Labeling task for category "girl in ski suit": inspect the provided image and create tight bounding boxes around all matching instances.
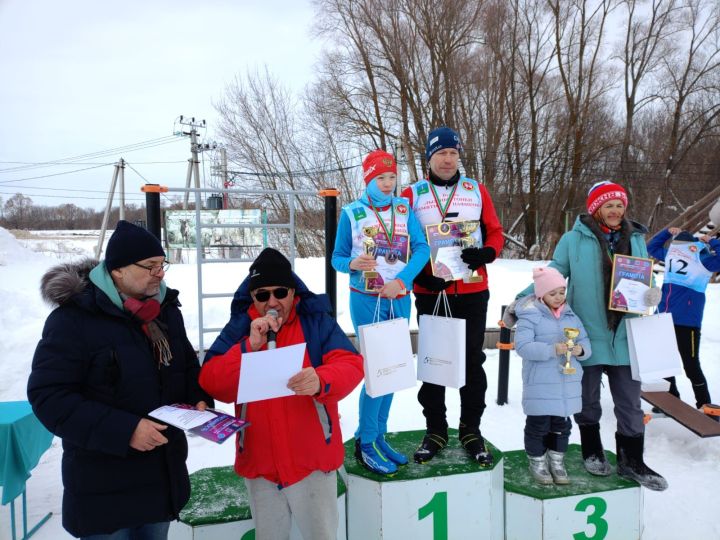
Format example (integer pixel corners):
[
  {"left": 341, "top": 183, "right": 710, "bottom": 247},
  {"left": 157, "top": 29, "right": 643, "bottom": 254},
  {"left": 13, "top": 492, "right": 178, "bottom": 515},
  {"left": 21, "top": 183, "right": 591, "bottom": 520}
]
[{"left": 332, "top": 149, "right": 429, "bottom": 475}]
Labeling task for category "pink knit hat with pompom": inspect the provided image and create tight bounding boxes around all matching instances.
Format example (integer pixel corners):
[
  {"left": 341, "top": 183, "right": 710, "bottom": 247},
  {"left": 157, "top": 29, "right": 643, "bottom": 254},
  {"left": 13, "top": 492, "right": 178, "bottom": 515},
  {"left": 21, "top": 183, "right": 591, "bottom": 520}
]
[{"left": 533, "top": 266, "right": 567, "bottom": 298}]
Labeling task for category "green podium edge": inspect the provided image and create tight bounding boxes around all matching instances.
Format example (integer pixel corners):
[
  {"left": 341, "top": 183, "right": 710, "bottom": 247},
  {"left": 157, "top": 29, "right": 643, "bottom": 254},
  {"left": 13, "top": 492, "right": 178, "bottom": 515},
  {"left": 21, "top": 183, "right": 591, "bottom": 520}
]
[
  {"left": 180, "top": 466, "right": 346, "bottom": 527},
  {"left": 503, "top": 444, "right": 638, "bottom": 500},
  {"left": 344, "top": 429, "right": 503, "bottom": 482}
]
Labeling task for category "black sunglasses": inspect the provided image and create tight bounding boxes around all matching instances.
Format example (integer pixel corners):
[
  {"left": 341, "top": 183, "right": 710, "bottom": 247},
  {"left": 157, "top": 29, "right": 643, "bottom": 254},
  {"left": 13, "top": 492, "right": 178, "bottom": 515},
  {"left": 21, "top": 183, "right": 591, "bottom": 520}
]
[{"left": 253, "top": 287, "right": 291, "bottom": 302}]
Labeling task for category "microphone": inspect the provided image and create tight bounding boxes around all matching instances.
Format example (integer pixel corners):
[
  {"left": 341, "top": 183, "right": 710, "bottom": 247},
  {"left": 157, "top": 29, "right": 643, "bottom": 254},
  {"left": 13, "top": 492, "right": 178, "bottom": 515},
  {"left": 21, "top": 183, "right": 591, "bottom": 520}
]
[{"left": 266, "top": 308, "right": 278, "bottom": 350}]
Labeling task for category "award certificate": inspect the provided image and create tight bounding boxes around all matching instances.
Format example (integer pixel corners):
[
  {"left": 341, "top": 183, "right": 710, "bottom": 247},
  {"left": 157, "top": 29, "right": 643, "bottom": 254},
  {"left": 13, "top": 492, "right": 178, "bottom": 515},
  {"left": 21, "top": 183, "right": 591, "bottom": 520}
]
[
  {"left": 365, "top": 233, "right": 409, "bottom": 291},
  {"left": 425, "top": 221, "right": 481, "bottom": 281},
  {"left": 608, "top": 254, "right": 653, "bottom": 314}
]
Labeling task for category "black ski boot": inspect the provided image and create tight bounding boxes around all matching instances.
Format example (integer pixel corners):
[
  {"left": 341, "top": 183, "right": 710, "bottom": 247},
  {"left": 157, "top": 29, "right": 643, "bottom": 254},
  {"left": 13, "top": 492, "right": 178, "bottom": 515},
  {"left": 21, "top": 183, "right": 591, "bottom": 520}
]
[
  {"left": 616, "top": 432, "right": 668, "bottom": 491},
  {"left": 413, "top": 431, "right": 448, "bottom": 464},
  {"left": 459, "top": 425, "right": 494, "bottom": 466},
  {"left": 578, "top": 423, "right": 611, "bottom": 476}
]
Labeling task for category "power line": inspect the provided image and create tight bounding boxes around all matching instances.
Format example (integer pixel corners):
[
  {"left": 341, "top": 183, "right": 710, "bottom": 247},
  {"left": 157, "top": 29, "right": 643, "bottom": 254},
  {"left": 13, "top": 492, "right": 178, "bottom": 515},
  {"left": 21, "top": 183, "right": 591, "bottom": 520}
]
[
  {"left": 0, "top": 190, "right": 146, "bottom": 202},
  {"left": 0, "top": 163, "right": 114, "bottom": 185},
  {"left": 227, "top": 163, "right": 359, "bottom": 179},
  {"left": 125, "top": 163, "right": 175, "bottom": 205},
  {"left": 0, "top": 136, "right": 184, "bottom": 174},
  {"left": 0, "top": 160, "right": 187, "bottom": 165}
]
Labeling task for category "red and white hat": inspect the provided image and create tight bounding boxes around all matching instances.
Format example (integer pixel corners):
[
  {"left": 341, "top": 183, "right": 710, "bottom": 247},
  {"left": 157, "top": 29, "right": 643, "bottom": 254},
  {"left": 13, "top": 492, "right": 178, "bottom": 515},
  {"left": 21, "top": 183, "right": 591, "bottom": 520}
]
[
  {"left": 586, "top": 181, "right": 628, "bottom": 215},
  {"left": 362, "top": 150, "right": 397, "bottom": 185}
]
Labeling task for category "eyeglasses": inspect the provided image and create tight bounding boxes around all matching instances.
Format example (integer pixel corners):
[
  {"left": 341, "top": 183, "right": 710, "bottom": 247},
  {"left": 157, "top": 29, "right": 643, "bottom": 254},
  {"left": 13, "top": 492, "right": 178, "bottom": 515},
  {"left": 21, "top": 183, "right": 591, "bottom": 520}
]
[
  {"left": 253, "top": 287, "right": 291, "bottom": 302},
  {"left": 133, "top": 261, "right": 170, "bottom": 276}
]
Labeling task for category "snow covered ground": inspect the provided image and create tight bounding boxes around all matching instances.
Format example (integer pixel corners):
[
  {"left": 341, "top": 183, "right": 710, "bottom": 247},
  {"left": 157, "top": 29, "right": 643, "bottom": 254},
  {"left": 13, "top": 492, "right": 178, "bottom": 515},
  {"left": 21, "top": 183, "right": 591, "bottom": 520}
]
[{"left": 1, "top": 228, "right": 719, "bottom": 539}]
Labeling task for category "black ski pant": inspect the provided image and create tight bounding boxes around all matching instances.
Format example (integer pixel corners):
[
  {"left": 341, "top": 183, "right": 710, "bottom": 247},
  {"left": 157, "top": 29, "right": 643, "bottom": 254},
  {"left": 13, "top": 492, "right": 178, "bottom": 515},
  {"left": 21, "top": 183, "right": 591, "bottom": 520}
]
[
  {"left": 415, "top": 290, "right": 489, "bottom": 435},
  {"left": 665, "top": 325, "right": 711, "bottom": 408},
  {"left": 524, "top": 415, "right": 572, "bottom": 456},
  {"left": 574, "top": 364, "right": 645, "bottom": 437}
]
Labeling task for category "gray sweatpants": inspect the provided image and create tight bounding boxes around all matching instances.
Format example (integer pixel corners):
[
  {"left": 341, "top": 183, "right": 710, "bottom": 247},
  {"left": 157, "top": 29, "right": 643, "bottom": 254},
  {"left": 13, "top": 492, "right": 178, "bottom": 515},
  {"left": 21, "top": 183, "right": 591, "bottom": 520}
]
[
  {"left": 245, "top": 470, "right": 338, "bottom": 540},
  {"left": 573, "top": 364, "right": 645, "bottom": 437}
]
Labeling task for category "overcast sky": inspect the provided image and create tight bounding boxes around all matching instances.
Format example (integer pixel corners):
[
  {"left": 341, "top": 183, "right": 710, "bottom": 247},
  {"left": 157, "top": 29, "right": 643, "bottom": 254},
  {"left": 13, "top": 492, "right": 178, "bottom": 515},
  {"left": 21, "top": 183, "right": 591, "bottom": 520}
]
[{"left": 0, "top": 0, "right": 320, "bottom": 210}]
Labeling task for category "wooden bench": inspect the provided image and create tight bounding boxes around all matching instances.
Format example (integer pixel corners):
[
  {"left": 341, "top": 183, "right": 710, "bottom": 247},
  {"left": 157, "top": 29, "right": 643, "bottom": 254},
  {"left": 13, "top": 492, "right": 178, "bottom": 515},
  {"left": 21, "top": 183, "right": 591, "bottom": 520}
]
[{"left": 641, "top": 391, "right": 720, "bottom": 438}]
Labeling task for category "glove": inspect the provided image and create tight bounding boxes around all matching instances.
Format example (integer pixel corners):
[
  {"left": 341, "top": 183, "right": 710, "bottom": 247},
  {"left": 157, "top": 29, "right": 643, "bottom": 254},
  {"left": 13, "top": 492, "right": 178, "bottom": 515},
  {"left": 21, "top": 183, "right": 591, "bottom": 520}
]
[
  {"left": 414, "top": 271, "right": 453, "bottom": 292},
  {"left": 501, "top": 298, "right": 519, "bottom": 328},
  {"left": 460, "top": 246, "right": 497, "bottom": 271},
  {"left": 644, "top": 287, "right": 662, "bottom": 307}
]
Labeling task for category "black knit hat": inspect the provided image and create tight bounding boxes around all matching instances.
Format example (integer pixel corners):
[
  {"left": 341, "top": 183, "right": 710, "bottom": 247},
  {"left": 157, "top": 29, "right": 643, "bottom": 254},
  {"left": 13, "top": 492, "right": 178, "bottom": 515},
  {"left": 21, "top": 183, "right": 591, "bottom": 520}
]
[
  {"left": 105, "top": 220, "right": 166, "bottom": 272},
  {"left": 248, "top": 248, "right": 296, "bottom": 290}
]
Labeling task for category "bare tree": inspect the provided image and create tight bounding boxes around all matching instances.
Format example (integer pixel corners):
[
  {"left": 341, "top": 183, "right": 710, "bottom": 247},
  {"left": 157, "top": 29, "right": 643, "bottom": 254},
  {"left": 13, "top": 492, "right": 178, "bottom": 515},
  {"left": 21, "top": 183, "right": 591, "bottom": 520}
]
[
  {"left": 215, "top": 68, "right": 359, "bottom": 256},
  {"left": 209, "top": 0, "right": 720, "bottom": 257},
  {"left": 3, "top": 193, "right": 34, "bottom": 230},
  {"left": 548, "top": 0, "right": 619, "bottom": 220},
  {"left": 616, "top": 0, "right": 680, "bottom": 185},
  {"left": 647, "top": 0, "right": 720, "bottom": 230}
]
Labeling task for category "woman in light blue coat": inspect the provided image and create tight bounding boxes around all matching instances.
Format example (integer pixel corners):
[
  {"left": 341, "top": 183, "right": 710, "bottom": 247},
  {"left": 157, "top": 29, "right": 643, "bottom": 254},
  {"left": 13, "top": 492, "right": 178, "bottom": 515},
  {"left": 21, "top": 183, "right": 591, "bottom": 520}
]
[
  {"left": 515, "top": 266, "right": 591, "bottom": 484},
  {"left": 510, "top": 181, "right": 667, "bottom": 491}
]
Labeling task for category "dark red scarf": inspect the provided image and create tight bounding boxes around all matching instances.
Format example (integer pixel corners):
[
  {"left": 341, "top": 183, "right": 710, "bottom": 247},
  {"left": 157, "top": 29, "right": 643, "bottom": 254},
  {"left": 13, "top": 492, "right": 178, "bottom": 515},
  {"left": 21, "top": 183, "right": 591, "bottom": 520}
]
[{"left": 123, "top": 297, "right": 172, "bottom": 368}]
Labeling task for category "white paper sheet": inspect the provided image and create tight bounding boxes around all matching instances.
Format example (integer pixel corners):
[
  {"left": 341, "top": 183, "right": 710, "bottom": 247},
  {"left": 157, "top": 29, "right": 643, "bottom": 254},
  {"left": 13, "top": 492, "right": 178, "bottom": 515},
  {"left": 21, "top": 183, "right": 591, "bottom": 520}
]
[
  {"left": 236, "top": 342, "right": 307, "bottom": 403},
  {"left": 435, "top": 245, "right": 467, "bottom": 280},
  {"left": 148, "top": 405, "right": 217, "bottom": 430},
  {"left": 615, "top": 278, "right": 651, "bottom": 313}
]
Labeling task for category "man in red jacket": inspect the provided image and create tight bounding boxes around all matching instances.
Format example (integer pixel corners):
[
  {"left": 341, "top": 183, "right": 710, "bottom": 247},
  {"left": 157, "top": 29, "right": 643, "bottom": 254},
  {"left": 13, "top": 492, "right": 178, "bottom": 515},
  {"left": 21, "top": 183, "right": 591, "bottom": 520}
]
[
  {"left": 402, "top": 127, "right": 504, "bottom": 465},
  {"left": 199, "top": 248, "right": 363, "bottom": 540}
]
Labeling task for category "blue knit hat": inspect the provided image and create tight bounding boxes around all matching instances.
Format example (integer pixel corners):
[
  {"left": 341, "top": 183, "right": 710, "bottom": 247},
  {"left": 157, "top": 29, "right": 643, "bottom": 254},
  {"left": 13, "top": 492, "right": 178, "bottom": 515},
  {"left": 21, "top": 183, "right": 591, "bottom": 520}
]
[
  {"left": 673, "top": 231, "right": 697, "bottom": 242},
  {"left": 105, "top": 220, "right": 166, "bottom": 272},
  {"left": 426, "top": 126, "right": 462, "bottom": 161}
]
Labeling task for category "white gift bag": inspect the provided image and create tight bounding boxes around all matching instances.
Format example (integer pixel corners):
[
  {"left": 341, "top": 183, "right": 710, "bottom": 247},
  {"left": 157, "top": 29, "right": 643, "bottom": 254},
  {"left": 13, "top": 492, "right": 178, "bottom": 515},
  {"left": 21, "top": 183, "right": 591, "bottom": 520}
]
[
  {"left": 626, "top": 313, "right": 683, "bottom": 382},
  {"left": 417, "top": 292, "right": 466, "bottom": 388},
  {"left": 357, "top": 299, "right": 416, "bottom": 398}
]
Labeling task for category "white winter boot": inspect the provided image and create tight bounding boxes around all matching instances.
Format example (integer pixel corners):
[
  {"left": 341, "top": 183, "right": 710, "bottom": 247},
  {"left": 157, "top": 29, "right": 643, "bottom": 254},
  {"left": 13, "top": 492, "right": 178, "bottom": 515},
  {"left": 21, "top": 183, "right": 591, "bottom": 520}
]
[
  {"left": 547, "top": 450, "right": 570, "bottom": 484},
  {"left": 527, "top": 452, "right": 553, "bottom": 485}
]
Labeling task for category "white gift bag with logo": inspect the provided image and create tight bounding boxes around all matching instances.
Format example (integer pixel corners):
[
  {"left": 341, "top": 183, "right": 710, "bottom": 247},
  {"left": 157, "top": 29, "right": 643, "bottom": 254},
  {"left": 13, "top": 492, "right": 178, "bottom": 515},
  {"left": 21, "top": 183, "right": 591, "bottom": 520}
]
[
  {"left": 357, "top": 299, "right": 416, "bottom": 398},
  {"left": 626, "top": 313, "right": 682, "bottom": 382},
  {"left": 417, "top": 292, "right": 466, "bottom": 388}
]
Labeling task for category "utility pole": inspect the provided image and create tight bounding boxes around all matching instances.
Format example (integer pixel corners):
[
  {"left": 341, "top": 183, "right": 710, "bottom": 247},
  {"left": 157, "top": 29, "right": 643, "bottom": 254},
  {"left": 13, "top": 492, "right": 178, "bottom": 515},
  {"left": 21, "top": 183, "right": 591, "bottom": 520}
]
[
  {"left": 95, "top": 159, "right": 126, "bottom": 259},
  {"left": 175, "top": 116, "right": 205, "bottom": 209},
  {"left": 118, "top": 158, "right": 125, "bottom": 220},
  {"left": 211, "top": 147, "right": 231, "bottom": 209}
]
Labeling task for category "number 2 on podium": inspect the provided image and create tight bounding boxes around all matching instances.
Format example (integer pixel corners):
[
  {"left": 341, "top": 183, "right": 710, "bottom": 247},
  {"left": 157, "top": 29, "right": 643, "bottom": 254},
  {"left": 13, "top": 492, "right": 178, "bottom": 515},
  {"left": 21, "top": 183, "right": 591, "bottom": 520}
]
[{"left": 418, "top": 491, "right": 448, "bottom": 540}]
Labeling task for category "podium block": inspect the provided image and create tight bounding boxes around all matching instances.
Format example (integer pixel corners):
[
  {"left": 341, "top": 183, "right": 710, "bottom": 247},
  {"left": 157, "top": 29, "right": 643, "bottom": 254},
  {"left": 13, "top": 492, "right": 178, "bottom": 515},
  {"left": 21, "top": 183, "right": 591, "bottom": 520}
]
[
  {"left": 170, "top": 466, "right": 347, "bottom": 540},
  {"left": 345, "top": 430, "right": 504, "bottom": 540},
  {"left": 504, "top": 445, "right": 643, "bottom": 540}
]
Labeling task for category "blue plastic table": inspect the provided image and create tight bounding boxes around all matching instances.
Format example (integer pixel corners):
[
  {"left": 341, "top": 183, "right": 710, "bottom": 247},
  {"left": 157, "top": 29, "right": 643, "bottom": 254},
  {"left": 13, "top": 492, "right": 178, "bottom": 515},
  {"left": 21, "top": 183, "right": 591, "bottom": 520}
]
[{"left": 0, "top": 401, "right": 54, "bottom": 540}]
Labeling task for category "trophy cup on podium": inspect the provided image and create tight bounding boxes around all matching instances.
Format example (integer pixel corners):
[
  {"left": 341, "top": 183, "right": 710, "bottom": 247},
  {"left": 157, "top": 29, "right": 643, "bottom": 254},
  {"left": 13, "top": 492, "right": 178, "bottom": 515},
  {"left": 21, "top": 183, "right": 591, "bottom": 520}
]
[
  {"left": 561, "top": 327, "right": 579, "bottom": 374},
  {"left": 362, "top": 225, "right": 379, "bottom": 279},
  {"left": 458, "top": 220, "right": 483, "bottom": 283}
]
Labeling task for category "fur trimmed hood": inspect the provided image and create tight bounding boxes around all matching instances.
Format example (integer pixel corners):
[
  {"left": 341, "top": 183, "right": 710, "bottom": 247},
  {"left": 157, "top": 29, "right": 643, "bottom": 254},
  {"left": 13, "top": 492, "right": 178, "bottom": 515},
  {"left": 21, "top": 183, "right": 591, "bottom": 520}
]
[{"left": 40, "top": 257, "right": 99, "bottom": 307}]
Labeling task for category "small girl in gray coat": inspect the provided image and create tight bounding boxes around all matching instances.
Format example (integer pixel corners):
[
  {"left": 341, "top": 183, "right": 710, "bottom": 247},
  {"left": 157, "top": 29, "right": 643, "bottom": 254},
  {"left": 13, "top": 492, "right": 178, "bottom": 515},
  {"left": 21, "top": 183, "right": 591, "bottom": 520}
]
[{"left": 515, "top": 266, "right": 592, "bottom": 485}]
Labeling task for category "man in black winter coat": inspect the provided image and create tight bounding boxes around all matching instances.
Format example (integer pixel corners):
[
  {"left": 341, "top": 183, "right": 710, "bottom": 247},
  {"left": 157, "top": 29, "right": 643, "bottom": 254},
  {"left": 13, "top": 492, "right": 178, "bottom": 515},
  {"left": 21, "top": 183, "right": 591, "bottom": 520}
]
[{"left": 27, "top": 221, "right": 212, "bottom": 540}]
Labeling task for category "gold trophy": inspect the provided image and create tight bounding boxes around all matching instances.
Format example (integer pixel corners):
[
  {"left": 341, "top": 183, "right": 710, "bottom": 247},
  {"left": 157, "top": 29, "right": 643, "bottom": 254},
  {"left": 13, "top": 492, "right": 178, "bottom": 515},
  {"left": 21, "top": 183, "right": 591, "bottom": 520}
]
[
  {"left": 458, "top": 220, "right": 483, "bottom": 283},
  {"left": 361, "top": 225, "right": 379, "bottom": 279},
  {"left": 561, "top": 327, "right": 579, "bottom": 375}
]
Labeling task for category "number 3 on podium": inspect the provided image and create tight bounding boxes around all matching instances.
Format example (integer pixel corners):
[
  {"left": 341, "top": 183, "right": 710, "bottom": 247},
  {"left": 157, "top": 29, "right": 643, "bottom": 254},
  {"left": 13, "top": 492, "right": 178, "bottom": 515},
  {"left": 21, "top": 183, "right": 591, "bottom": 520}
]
[{"left": 574, "top": 496, "right": 608, "bottom": 540}]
